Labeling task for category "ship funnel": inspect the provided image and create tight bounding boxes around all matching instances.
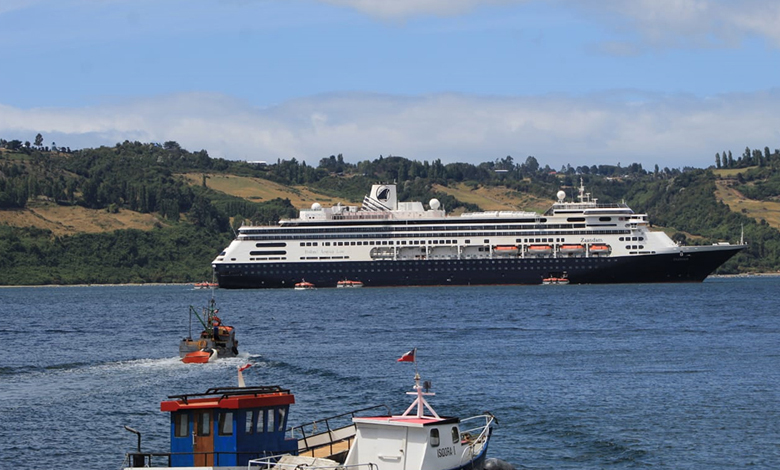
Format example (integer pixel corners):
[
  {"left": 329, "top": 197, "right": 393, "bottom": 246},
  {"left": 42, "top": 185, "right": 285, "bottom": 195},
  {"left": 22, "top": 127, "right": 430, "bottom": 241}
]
[{"left": 362, "top": 184, "right": 397, "bottom": 211}]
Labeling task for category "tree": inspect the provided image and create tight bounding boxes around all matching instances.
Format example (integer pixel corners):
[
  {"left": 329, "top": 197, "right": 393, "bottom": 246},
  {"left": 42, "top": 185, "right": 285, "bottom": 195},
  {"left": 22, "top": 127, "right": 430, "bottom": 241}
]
[
  {"left": 34, "top": 133, "right": 43, "bottom": 148},
  {"left": 715, "top": 153, "right": 721, "bottom": 169},
  {"left": 524, "top": 156, "right": 539, "bottom": 174}
]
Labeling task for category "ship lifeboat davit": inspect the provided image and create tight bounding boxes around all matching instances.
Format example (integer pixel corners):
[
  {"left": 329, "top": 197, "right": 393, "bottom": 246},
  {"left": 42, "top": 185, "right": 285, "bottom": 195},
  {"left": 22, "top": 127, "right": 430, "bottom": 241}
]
[{"left": 182, "top": 348, "right": 218, "bottom": 364}]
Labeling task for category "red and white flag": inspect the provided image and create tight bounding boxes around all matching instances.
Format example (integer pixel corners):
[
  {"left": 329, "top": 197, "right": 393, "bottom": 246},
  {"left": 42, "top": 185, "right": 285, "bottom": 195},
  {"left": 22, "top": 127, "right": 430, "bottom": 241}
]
[{"left": 397, "top": 348, "right": 416, "bottom": 363}]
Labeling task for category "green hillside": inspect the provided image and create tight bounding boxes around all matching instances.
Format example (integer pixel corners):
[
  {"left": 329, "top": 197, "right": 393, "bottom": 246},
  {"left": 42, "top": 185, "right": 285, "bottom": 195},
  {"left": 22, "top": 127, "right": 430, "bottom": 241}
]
[{"left": 1, "top": 139, "right": 780, "bottom": 285}]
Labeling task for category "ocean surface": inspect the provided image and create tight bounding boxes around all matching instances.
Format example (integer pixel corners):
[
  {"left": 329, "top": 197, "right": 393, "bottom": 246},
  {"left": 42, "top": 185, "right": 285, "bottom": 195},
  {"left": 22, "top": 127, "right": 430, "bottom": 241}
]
[{"left": 1, "top": 277, "right": 779, "bottom": 469}]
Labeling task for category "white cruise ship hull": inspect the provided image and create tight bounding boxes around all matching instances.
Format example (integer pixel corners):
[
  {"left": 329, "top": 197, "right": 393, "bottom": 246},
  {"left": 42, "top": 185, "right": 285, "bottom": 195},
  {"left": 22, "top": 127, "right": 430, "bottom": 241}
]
[
  {"left": 213, "top": 245, "right": 742, "bottom": 288},
  {"left": 212, "top": 182, "right": 744, "bottom": 288}
]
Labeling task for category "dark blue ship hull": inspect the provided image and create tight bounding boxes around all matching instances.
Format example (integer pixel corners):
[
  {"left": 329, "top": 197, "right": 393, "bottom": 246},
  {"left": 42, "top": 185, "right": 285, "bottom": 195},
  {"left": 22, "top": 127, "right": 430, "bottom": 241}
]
[{"left": 214, "top": 246, "right": 742, "bottom": 288}]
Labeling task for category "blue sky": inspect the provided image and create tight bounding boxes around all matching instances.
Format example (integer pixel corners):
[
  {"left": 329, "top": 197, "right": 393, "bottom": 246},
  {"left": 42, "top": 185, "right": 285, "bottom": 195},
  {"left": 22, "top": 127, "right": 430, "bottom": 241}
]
[{"left": 1, "top": 0, "right": 779, "bottom": 170}]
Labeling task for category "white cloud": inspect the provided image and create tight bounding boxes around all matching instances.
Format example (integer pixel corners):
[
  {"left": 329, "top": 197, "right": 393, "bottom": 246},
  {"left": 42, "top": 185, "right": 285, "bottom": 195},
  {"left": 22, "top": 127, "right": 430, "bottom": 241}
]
[
  {"left": 317, "top": 0, "right": 516, "bottom": 19},
  {"left": 318, "top": 0, "right": 780, "bottom": 48},
  {"left": 2, "top": 90, "right": 779, "bottom": 170}
]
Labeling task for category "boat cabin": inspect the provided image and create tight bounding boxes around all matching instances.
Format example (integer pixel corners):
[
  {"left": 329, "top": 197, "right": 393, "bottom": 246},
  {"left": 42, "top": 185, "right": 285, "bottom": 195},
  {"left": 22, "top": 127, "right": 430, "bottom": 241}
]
[
  {"left": 128, "top": 386, "right": 298, "bottom": 468},
  {"left": 340, "top": 374, "right": 491, "bottom": 470}
]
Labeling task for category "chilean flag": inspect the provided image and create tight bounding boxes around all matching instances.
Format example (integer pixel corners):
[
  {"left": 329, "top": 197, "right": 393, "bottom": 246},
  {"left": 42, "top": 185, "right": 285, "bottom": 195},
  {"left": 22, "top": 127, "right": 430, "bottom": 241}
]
[{"left": 397, "top": 348, "right": 416, "bottom": 362}]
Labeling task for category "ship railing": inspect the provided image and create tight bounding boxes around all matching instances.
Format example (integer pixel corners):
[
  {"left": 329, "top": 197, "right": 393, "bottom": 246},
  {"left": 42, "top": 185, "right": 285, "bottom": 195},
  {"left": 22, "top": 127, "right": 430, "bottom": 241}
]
[
  {"left": 249, "top": 455, "right": 379, "bottom": 470},
  {"left": 459, "top": 413, "right": 496, "bottom": 455},
  {"left": 291, "top": 405, "right": 391, "bottom": 457},
  {"left": 124, "top": 450, "right": 280, "bottom": 468}
]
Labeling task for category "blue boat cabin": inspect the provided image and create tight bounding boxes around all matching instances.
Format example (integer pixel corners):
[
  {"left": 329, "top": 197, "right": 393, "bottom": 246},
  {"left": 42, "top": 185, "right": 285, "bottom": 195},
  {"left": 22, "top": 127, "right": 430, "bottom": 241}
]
[{"left": 160, "top": 386, "right": 298, "bottom": 467}]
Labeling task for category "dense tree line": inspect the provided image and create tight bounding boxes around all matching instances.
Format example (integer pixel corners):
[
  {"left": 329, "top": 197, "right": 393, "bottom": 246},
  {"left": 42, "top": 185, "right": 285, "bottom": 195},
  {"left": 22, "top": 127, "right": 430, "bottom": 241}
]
[{"left": 2, "top": 134, "right": 780, "bottom": 284}]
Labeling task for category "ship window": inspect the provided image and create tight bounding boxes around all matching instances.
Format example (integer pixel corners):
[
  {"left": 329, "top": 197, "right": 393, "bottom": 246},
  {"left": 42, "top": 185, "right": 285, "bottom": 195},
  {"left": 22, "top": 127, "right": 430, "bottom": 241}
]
[
  {"left": 300, "top": 242, "right": 305, "bottom": 246},
  {"left": 452, "top": 427, "right": 460, "bottom": 443},
  {"left": 197, "top": 412, "right": 211, "bottom": 436},
  {"left": 430, "top": 429, "right": 440, "bottom": 447},
  {"left": 277, "top": 408, "right": 287, "bottom": 431},
  {"left": 599, "top": 217, "right": 612, "bottom": 222},
  {"left": 174, "top": 413, "right": 189, "bottom": 438},
  {"left": 267, "top": 408, "right": 275, "bottom": 432},
  {"left": 246, "top": 410, "right": 255, "bottom": 434},
  {"left": 218, "top": 412, "right": 233, "bottom": 436},
  {"left": 256, "top": 410, "right": 265, "bottom": 433}
]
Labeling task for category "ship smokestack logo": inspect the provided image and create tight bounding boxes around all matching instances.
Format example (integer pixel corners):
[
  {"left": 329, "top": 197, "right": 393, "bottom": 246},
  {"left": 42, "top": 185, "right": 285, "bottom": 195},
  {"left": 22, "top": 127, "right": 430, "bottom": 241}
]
[{"left": 377, "top": 186, "right": 391, "bottom": 202}]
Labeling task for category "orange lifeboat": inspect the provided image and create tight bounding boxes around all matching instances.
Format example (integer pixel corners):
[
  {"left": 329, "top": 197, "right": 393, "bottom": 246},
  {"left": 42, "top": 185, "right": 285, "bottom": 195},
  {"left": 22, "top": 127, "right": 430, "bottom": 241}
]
[
  {"left": 589, "top": 244, "right": 611, "bottom": 254},
  {"left": 337, "top": 280, "right": 363, "bottom": 288},
  {"left": 294, "top": 280, "right": 315, "bottom": 290},
  {"left": 559, "top": 244, "right": 585, "bottom": 254},
  {"left": 527, "top": 245, "right": 553, "bottom": 255},
  {"left": 194, "top": 282, "right": 218, "bottom": 289},
  {"left": 494, "top": 246, "right": 519, "bottom": 256},
  {"left": 181, "top": 348, "right": 217, "bottom": 363}
]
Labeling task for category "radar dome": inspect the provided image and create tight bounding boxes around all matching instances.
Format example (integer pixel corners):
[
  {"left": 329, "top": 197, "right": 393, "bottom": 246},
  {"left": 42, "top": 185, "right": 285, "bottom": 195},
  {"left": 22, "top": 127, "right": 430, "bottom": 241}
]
[
  {"left": 429, "top": 198, "right": 441, "bottom": 210},
  {"left": 556, "top": 190, "right": 566, "bottom": 201},
  {"left": 311, "top": 202, "right": 322, "bottom": 210}
]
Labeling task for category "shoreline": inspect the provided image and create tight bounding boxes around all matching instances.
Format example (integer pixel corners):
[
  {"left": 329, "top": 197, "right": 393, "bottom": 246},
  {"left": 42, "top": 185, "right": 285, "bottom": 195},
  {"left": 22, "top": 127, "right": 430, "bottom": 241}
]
[
  {"left": 2, "top": 273, "right": 779, "bottom": 288},
  {"left": 0, "top": 282, "right": 194, "bottom": 288}
]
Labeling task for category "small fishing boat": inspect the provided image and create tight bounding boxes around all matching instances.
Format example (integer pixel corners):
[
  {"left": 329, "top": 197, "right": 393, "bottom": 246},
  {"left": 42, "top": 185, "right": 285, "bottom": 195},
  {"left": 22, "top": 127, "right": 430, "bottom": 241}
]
[
  {"left": 123, "top": 356, "right": 500, "bottom": 470},
  {"left": 336, "top": 280, "right": 363, "bottom": 288},
  {"left": 179, "top": 296, "right": 238, "bottom": 363},
  {"left": 193, "top": 282, "right": 218, "bottom": 289},
  {"left": 542, "top": 273, "right": 569, "bottom": 285},
  {"left": 294, "top": 280, "right": 315, "bottom": 290}
]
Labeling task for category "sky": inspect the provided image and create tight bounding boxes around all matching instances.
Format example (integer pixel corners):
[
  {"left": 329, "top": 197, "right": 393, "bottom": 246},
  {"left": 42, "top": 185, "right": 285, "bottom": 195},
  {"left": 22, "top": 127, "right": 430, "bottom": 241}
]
[{"left": 1, "top": 0, "right": 779, "bottom": 170}]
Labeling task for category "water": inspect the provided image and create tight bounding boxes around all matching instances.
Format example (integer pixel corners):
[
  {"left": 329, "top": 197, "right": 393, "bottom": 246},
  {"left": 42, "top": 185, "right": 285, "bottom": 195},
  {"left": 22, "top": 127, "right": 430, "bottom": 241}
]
[{"left": 1, "top": 278, "right": 779, "bottom": 469}]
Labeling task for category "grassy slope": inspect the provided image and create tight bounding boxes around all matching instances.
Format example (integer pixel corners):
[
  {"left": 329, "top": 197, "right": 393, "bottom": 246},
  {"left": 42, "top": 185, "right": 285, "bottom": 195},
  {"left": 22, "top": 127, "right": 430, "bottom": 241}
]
[
  {"left": 179, "top": 173, "right": 362, "bottom": 207},
  {"left": 2, "top": 170, "right": 778, "bottom": 237},
  {"left": 433, "top": 183, "right": 551, "bottom": 213},
  {"left": 712, "top": 166, "right": 780, "bottom": 230},
  {"left": 0, "top": 201, "right": 167, "bottom": 235}
]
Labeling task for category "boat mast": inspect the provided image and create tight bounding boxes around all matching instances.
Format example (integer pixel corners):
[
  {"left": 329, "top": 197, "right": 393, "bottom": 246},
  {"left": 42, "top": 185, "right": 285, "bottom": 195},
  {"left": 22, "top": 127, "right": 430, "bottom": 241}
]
[{"left": 402, "top": 372, "right": 440, "bottom": 419}]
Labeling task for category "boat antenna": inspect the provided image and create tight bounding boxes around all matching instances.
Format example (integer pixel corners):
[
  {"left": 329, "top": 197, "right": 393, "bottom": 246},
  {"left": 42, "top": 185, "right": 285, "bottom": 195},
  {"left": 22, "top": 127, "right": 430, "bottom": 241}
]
[{"left": 187, "top": 304, "right": 193, "bottom": 340}]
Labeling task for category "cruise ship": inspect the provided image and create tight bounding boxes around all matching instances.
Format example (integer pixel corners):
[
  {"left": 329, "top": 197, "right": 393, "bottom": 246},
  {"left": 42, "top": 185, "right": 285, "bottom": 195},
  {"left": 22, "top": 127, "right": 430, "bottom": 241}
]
[{"left": 212, "top": 182, "right": 744, "bottom": 288}]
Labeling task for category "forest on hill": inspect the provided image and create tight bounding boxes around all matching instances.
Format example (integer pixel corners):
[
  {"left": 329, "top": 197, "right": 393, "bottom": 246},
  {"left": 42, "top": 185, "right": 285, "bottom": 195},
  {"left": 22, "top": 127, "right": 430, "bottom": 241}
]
[{"left": 1, "top": 135, "right": 780, "bottom": 285}]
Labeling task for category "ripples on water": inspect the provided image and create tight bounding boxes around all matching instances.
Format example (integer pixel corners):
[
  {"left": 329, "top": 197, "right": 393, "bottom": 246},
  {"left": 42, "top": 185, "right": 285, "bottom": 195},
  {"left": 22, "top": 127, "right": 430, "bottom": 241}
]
[{"left": 1, "top": 277, "right": 779, "bottom": 469}]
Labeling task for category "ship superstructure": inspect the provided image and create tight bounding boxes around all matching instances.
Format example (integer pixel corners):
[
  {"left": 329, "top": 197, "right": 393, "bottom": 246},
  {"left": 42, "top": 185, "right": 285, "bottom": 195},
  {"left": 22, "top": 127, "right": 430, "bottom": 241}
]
[{"left": 212, "top": 181, "right": 743, "bottom": 288}]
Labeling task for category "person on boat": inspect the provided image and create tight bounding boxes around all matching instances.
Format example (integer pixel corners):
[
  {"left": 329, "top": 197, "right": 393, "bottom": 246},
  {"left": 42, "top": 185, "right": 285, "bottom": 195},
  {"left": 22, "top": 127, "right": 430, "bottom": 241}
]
[{"left": 212, "top": 317, "right": 221, "bottom": 340}]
